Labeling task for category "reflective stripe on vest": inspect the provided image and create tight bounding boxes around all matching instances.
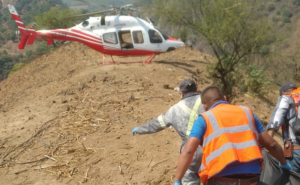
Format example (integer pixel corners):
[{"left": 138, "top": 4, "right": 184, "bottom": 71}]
[
  {"left": 202, "top": 106, "right": 258, "bottom": 148},
  {"left": 199, "top": 104, "right": 262, "bottom": 183},
  {"left": 158, "top": 115, "right": 166, "bottom": 128},
  {"left": 186, "top": 97, "right": 202, "bottom": 137},
  {"left": 177, "top": 97, "right": 202, "bottom": 137},
  {"left": 178, "top": 101, "right": 192, "bottom": 115}
]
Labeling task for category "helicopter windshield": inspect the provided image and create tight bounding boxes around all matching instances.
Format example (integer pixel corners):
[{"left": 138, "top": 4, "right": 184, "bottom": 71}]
[{"left": 155, "top": 28, "right": 169, "bottom": 40}]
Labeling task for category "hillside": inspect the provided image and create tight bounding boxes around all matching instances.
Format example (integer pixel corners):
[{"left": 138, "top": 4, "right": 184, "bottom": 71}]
[{"left": 0, "top": 43, "right": 282, "bottom": 184}]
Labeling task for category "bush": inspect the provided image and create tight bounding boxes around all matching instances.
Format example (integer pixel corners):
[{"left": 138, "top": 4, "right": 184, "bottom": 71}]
[
  {"left": 283, "top": 16, "right": 291, "bottom": 23},
  {"left": 267, "top": 2, "right": 276, "bottom": 12},
  {"left": 276, "top": 10, "right": 281, "bottom": 15},
  {"left": 272, "top": 16, "right": 279, "bottom": 22},
  {"left": 246, "top": 65, "right": 270, "bottom": 96},
  {"left": 36, "top": 44, "right": 51, "bottom": 55},
  {"left": 259, "top": 46, "right": 270, "bottom": 56},
  {"left": 9, "top": 63, "right": 25, "bottom": 76},
  {"left": 293, "top": 0, "right": 300, "bottom": 5},
  {"left": 281, "top": 8, "right": 293, "bottom": 18}
]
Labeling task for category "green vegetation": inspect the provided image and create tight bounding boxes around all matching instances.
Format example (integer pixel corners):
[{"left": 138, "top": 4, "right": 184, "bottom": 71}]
[
  {"left": 0, "top": 0, "right": 66, "bottom": 81},
  {"left": 62, "top": 0, "right": 133, "bottom": 11},
  {"left": 150, "top": 0, "right": 274, "bottom": 101},
  {"left": 35, "top": 7, "right": 79, "bottom": 30},
  {"left": 9, "top": 63, "right": 26, "bottom": 76}
]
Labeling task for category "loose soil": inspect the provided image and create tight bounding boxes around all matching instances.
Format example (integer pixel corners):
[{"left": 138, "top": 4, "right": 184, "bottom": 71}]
[{"left": 0, "top": 43, "right": 282, "bottom": 185}]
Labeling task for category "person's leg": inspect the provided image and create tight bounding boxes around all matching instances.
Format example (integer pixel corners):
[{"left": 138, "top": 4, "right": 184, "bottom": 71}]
[
  {"left": 182, "top": 146, "right": 202, "bottom": 184},
  {"left": 182, "top": 178, "right": 200, "bottom": 185},
  {"left": 286, "top": 149, "right": 300, "bottom": 173}
]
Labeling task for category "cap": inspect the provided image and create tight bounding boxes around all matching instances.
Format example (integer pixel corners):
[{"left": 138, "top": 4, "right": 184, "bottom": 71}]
[
  {"left": 179, "top": 79, "right": 197, "bottom": 93},
  {"left": 279, "top": 82, "right": 297, "bottom": 95}
]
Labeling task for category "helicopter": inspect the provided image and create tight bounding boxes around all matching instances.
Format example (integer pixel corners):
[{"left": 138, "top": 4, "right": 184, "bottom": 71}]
[{"left": 7, "top": 4, "right": 184, "bottom": 64}]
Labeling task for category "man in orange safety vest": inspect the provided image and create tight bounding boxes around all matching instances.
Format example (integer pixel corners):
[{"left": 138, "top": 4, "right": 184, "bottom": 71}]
[{"left": 173, "top": 85, "right": 291, "bottom": 185}]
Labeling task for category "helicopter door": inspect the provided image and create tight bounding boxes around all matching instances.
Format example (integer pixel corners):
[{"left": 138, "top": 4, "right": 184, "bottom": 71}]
[
  {"left": 118, "top": 30, "right": 134, "bottom": 50},
  {"left": 148, "top": 29, "right": 163, "bottom": 51}
]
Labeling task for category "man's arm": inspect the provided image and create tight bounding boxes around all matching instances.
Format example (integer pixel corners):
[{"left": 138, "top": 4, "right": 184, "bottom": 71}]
[
  {"left": 174, "top": 137, "right": 201, "bottom": 181},
  {"left": 266, "top": 96, "right": 291, "bottom": 136},
  {"left": 267, "top": 129, "right": 275, "bottom": 137},
  {"left": 259, "top": 131, "right": 287, "bottom": 165},
  {"left": 135, "top": 107, "right": 174, "bottom": 134}
]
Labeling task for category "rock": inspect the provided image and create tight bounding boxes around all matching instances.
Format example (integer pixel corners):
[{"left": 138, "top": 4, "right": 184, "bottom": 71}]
[
  {"left": 65, "top": 105, "right": 70, "bottom": 111},
  {"left": 88, "top": 75, "right": 96, "bottom": 83},
  {"left": 196, "top": 69, "right": 203, "bottom": 75},
  {"left": 128, "top": 94, "right": 135, "bottom": 102},
  {"left": 163, "top": 84, "right": 171, "bottom": 89},
  {"left": 62, "top": 100, "right": 68, "bottom": 104},
  {"left": 142, "top": 82, "right": 153, "bottom": 88},
  {"left": 53, "top": 100, "right": 56, "bottom": 103},
  {"left": 78, "top": 83, "right": 88, "bottom": 91},
  {"left": 116, "top": 136, "right": 121, "bottom": 139},
  {"left": 66, "top": 90, "right": 74, "bottom": 95}
]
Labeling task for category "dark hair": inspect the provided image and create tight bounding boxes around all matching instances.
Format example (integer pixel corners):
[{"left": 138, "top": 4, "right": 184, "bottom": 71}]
[{"left": 201, "top": 86, "right": 224, "bottom": 104}]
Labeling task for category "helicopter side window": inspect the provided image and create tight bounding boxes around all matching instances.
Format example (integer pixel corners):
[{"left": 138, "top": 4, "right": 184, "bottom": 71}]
[
  {"left": 148, "top": 29, "right": 163, "bottom": 43},
  {"left": 118, "top": 30, "right": 134, "bottom": 49},
  {"left": 82, "top": 21, "right": 89, "bottom": 27},
  {"left": 132, "top": 31, "right": 144, "bottom": 44},
  {"left": 103, "top": 32, "right": 118, "bottom": 44}
]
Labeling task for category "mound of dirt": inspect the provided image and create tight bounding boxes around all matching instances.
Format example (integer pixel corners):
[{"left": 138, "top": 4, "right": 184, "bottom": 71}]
[{"left": 0, "top": 43, "right": 281, "bottom": 185}]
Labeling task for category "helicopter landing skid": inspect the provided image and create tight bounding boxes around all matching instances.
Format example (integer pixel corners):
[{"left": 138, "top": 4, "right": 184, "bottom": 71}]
[{"left": 98, "top": 54, "right": 155, "bottom": 65}]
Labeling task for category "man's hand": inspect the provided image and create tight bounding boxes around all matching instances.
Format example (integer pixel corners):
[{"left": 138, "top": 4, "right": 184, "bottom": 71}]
[
  {"left": 174, "top": 181, "right": 182, "bottom": 185},
  {"left": 279, "top": 162, "right": 292, "bottom": 171},
  {"left": 132, "top": 127, "right": 137, "bottom": 136}
]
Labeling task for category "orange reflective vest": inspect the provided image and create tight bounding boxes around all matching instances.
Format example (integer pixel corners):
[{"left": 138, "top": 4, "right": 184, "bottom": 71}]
[
  {"left": 290, "top": 87, "right": 300, "bottom": 112},
  {"left": 198, "top": 104, "right": 263, "bottom": 183}
]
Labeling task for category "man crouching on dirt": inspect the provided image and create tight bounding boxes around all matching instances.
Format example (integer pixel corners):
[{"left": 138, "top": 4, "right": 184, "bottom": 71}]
[{"left": 132, "top": 79, "right": 204, "bottom": 185}]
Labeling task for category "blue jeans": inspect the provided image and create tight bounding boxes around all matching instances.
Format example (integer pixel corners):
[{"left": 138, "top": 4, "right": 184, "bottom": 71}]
[{"left": 287, "top": 149, "right": 300, "bottom": 173}]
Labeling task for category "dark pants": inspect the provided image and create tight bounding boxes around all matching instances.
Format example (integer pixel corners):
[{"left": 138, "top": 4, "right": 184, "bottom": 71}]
[
  {"left": 205, "top": 181, "right": 257, "bottom": 185},
  {"left": 205, "top": 176, "right": 259, "bottom": 185}
]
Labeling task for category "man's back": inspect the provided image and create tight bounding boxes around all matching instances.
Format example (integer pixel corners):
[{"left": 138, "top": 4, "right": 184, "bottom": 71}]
[
  {"left": 135, "top": 93, "right": 204, "bottom": 145},
  {"left": 133, "top": 92, "right": 204, "bottom": 184}
]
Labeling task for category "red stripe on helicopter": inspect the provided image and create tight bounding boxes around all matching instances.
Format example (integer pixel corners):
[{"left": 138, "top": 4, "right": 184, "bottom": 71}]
[
  {"left": 61, "top": 29, "right": 102, "bottom": 43},
  {"left": 71, "top": 29, "right": 102, "bottom": 41},
  {"left": 36, "top": 31, "right": 103, "bottom": 46},
  {"left": 167, "top": 37, "right": 181, "bottom": 42},
  {"left": 16, "top": 23, "right": 25, "bottom": 28},
  {"left": 11, "top": 14, "right": 22, "bottom": 22},
  {"left": 64, "top": 32, "right": 102, "bottom": 44},
  {"left": 43, "top": 29, "right": 102, "bottom": 44}
]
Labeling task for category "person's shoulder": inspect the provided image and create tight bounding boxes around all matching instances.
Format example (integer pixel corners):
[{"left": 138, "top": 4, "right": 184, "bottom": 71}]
[{"left": 281, "top": 95, "right": 294, "bottom": 103}]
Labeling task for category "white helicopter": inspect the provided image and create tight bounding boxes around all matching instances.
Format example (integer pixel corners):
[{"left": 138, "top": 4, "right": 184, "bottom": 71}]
[{"left": 8, "top": 3, "right": 184, "bottom": 64}]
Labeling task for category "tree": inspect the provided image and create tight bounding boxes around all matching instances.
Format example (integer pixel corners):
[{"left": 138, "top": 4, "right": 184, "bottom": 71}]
[
  {"left": 34, "top": 7, "right": 79, "bottom": 30},
  {"left": 152, "top": 0, "right": 274, "bottom": 101}
]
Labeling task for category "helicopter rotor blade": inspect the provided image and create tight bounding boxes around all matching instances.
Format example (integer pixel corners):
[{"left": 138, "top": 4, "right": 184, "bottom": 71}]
[
  {"left": 73, "top": 0, "right": 112, "bottom": 8},
  {"left": 64, "top": 9, "right": 115, "bottom": 18}
]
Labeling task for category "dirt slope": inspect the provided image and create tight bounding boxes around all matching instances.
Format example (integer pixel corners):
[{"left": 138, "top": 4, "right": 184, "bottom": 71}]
[{"left": 0, "top": 43, "right": 280, "bottom": 185}]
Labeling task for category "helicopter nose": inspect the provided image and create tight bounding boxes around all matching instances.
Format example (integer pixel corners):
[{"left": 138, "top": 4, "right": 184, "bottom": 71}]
[{"left": 166, "top": 37, "right": 185, "bottom": 52}]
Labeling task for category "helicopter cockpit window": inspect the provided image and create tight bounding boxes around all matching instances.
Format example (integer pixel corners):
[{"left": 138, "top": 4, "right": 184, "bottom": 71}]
[
  {"left": 103, "top": 32, "right": 118, "bottom": 44},
  {"left": 132, "top": 31, "right": 144, "bottom": 44},
  {"left": 82, "top": 20, "right": 89, "bottom": 27},
  {"left": 148, "top": 29, "right": 163, "bottom": 43},
  {"left": 155, "top": 28, "right": 169, "bottom": 40}
]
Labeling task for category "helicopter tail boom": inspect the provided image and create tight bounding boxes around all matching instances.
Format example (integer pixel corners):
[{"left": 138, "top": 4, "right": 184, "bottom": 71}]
[{"left": 7, "top": 4, "right": 36, "bottom": 49}]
